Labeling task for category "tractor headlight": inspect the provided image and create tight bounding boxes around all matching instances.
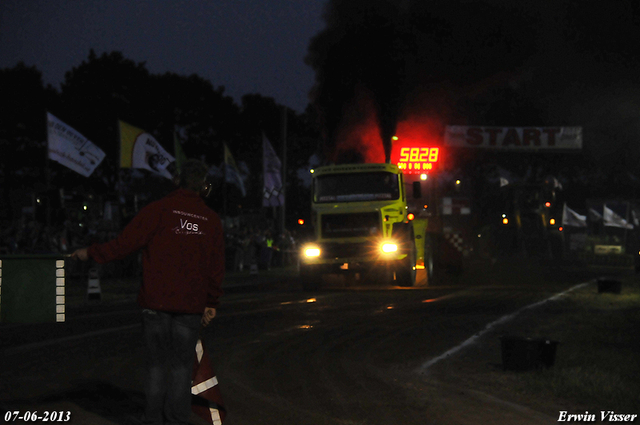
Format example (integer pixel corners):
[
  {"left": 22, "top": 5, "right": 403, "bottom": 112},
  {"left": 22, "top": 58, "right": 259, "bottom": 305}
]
[
  {"left": 381, "top": 242, "right": 398, "bottom": 253},
  {"left": 304, "top": 246, "right": 321, "bottom": 258}
]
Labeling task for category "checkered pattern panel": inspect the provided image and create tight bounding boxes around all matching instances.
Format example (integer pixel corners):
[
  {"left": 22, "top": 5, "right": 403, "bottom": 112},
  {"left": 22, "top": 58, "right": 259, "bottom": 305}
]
[{"left": 443, "top": 232, "right": 469, "bottom": 256}]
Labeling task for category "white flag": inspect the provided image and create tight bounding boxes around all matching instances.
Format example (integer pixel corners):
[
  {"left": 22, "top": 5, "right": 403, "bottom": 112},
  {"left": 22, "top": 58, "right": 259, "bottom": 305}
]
[
  {"left": 603, "top": 205, "right": 633, "bottom": 229},
  {"left": 495, "top": 166, "right": 515, "bottom": 187},
  {"left": 263, "top": 134, "right": 284, "bottom": 207},
  {"left": 589, "top": 208, "right": 603, "bottom": 222},
  {"left": 562, "top": 204, "right": 587, "bottom": 227},
  {"left": 47, "top": 113, "right": 105, "bottom": 177}
]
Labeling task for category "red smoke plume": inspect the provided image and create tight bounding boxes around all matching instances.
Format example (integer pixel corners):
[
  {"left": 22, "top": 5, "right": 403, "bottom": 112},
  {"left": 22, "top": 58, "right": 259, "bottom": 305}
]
[
  {"left": 392, "top": 114, "right": 444, "bottom": 156},
  {"left": 327, "top": 85, "right": 450, "bottom": 166},
  {"left": 329, "top": 85, "right": 385, "bottom": 163}
]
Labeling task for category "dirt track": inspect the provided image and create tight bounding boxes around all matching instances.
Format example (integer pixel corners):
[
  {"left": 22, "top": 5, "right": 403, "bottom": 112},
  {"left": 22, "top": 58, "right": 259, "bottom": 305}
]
[{"left": 1, "top": 260, "right": 635, "bottom": 424}]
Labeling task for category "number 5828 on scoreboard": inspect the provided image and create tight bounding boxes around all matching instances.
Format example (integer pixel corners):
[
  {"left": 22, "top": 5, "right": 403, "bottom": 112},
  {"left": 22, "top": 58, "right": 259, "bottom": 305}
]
[{"left": 395, "top": 147, "right": 440, "bottom": 174}]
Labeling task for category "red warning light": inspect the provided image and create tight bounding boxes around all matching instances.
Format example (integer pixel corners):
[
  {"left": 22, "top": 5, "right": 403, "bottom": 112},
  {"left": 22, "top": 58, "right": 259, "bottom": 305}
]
[
  {"left": 545, "top": 202, "right": 551, "bottom": 208},
  {"left": 298, "top": 219, "right": 305, "bottom": 225},
  {"left": 407, "top": 213, "right": 415, "bottom": 221}
]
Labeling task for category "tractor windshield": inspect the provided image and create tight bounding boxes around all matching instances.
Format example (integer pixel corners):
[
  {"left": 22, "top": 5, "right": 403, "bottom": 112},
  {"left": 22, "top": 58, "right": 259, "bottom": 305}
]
[{"left": 314, "top": 172, "right": 400, "bottom": 203}]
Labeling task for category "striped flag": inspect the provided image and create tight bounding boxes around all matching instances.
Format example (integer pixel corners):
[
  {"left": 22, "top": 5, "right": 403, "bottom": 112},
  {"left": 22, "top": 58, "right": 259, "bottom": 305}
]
[{"left": 192, "top": 339, "right": 226, "bottom": 424}]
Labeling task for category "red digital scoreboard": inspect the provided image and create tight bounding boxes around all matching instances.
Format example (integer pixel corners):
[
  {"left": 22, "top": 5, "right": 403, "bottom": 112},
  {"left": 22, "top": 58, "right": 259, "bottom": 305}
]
[{"left": 391, "top": 146, "right": 440, "bottom": 174}]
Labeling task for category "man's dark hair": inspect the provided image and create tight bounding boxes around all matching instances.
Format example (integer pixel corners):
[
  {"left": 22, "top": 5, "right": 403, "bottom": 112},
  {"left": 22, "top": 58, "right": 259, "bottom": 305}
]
[{"left": 178, "top": 159, "right": 209, "bottom": 192}]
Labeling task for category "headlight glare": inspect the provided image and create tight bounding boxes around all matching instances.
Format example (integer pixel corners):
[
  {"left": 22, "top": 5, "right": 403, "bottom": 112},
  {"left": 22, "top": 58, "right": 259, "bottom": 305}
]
[
  {"left": 381, "top": 243, "right": 398, "bottom": 253},
  {"left": 304, "top": 247, "right": 321, "bottom": 258}
]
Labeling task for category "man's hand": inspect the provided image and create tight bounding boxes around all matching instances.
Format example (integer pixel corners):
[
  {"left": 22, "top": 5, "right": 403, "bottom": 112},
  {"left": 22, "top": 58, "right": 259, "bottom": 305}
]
[
  {"left": 70, "top": 248, "right": 89, "bottom": 261},
  {"left": 201, "top": 307, "right": 217, "bottom": 327}
]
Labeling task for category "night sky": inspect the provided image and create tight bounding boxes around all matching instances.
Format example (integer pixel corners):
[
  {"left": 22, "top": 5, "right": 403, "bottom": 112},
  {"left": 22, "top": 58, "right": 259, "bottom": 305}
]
[
  {"left": 3, "top": 0, "right": 640, "bottom": 177},
  {"left": 0, "top": 0, "right": 327, "bottom": 113},
  {"left": 305, "top": 0, "right": 640, "bottom": 177}
]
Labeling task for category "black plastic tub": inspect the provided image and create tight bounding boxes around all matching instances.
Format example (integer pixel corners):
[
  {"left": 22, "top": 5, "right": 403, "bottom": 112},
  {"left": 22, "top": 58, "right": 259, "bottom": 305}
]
[
  {"left": 500, "top": 336, "right": 559, "bottom": 371},
  {"left": 597, "top": 278, "right": 622, "bottom": 294}
]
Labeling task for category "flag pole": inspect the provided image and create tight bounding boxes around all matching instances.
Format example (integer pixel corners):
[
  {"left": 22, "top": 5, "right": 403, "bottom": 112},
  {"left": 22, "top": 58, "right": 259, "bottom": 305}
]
[
  {"left": 45, "top": 111, "right": 52, "bottom": 229},
  {"left": 280, "top": 106, "right": 287, "bottom": 238},
  {"left": 223, "top": 143, "right": 227, "bottom": 220},
  {"left": 117, "top": 119, "right": 123, "bottom": 214},
  {"left": 624, "top": 201, "right": 630, "bottom": 252},
  {"left": 261, "top": 132, "right": 265, "bottom": 225}
]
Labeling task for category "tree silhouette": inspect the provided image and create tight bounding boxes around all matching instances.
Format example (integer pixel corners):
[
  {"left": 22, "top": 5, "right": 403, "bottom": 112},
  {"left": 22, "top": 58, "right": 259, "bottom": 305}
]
[{"left": 1, "top": 50, "right": 321, "bottom": 222}]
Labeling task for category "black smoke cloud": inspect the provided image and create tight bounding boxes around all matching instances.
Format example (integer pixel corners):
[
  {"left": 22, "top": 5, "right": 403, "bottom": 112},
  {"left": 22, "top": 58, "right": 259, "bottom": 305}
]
[{"left": 306, "top": 0, "right": 640, "bottom": 169}]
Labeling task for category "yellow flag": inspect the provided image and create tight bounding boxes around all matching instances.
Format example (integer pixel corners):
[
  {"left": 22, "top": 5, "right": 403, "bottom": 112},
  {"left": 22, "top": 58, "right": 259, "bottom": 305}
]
[
  {"left": 223, "top": 143, "right": 245, "bottom": 196},
  {"left": 119, "top": 120, "right": 140, "bottom": 168},
  {"left": 119, "top": 120, "right": 175, "bottom": 179}
]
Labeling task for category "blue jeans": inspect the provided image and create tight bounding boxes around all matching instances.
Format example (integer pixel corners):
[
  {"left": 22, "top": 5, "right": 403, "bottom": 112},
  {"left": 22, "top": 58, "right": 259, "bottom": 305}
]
[{"left": 141, "top": 309, "right": 201, "bottom": 425}]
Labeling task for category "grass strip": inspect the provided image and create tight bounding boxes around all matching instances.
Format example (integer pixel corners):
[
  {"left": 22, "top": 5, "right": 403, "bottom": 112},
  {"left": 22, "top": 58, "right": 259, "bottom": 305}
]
[{"left": 430, "top": 271, "right": 640, "bottom": 416}]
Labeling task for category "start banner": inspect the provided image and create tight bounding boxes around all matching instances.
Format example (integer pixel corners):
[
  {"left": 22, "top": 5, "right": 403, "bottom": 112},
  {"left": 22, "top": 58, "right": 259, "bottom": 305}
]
[{"left": 444, "top": 126, "right": 582, "bottom": 150}]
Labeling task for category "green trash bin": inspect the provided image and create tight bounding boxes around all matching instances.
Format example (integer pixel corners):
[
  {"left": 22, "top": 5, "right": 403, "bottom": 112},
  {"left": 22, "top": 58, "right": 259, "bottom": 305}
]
[{"left": 0, "top": 254, "right": 66, "bottom": 323}]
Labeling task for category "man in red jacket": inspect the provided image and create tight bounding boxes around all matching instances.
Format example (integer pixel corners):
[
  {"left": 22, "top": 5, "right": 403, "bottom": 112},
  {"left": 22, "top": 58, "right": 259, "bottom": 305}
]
[{"left": 72, "top": 159, "right": 225, "bottom": 425}]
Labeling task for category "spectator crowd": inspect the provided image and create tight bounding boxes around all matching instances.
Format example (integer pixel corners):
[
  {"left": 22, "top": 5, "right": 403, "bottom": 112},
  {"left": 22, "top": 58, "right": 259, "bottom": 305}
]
[
  {"left": 1, "top": 213, "right": 301, "bottom": 278},
  {"left": 224, "top": 226, "right": 298, "bottom": 272}
]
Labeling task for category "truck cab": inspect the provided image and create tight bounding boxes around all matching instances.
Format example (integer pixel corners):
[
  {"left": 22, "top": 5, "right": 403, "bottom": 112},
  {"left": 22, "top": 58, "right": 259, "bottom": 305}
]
[{"left": 299, "top": 163, "right": 418, "bottom": 289}]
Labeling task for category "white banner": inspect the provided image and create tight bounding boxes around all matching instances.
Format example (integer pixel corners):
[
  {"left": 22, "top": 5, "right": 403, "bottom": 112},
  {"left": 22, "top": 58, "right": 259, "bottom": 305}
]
[
  {"left": 445, "top": 126, "right": 582, "bottom": 150},
  {"left": 47, "top": 113, "right": 105, "bottom": 177}
]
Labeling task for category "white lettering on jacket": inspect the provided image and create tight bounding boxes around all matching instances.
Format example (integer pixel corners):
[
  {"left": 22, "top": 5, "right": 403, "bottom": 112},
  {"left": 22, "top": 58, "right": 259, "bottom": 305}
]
[
  {"left": 173, "top": 218, "right": 205, "bottom": 235},
  {"left": 180, "top": 219, "right": 198, "bottom": 232},
  {"left": 172, "top": 209, "right": 208, "bottom": 221}
]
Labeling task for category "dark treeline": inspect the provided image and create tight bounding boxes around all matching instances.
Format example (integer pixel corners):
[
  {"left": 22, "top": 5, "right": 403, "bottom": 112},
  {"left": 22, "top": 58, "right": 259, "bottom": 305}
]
[{"left": 0, "top": 50, "right": 322, "bottom": 224}]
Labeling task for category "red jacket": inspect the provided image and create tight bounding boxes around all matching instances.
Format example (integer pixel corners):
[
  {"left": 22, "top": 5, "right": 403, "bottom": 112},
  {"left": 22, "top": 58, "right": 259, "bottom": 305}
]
[{"left": 88, "top": 188, "right": 225, "bottom": 313}]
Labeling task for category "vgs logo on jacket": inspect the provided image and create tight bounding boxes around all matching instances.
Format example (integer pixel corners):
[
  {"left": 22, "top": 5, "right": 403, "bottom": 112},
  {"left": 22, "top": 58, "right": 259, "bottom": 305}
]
[{"left": 172, "top": 210, "right": 207, "bottom": 235}]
